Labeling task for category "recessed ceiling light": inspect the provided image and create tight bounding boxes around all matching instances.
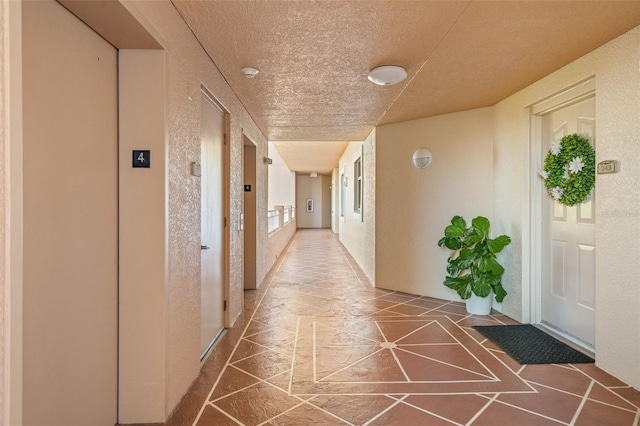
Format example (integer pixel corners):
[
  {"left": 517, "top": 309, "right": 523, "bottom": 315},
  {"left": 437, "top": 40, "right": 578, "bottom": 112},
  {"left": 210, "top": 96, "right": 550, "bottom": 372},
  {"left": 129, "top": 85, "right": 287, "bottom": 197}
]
[
  {"left": 241, "top": 67, "right": 259, "bottom": 78},
  {"left": 367, "top": 65, "right": 407, "bottom": 86}
]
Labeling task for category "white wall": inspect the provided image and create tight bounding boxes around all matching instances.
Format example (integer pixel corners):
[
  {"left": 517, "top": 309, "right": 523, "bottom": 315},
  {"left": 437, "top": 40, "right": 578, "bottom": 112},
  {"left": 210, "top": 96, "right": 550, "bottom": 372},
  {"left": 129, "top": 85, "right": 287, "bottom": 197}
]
[
  {"left": 268, "top": 142, "right": 296, "bottom": 209},
  {"left": 338, "top": 130, "right": 376, "bottom": 282},
  {"left": 376, "top": 108, "right": 494, "bottom": 299},
  {"left": 493, "top": 26, "right": 640, "bottom": 389}
]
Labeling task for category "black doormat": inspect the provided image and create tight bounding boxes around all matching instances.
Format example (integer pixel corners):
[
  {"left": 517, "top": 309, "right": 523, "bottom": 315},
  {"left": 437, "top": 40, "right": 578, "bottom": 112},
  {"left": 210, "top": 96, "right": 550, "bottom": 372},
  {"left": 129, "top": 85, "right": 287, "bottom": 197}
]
[{"left": 472, "top": 324, "right": 594, "bottom": 365}]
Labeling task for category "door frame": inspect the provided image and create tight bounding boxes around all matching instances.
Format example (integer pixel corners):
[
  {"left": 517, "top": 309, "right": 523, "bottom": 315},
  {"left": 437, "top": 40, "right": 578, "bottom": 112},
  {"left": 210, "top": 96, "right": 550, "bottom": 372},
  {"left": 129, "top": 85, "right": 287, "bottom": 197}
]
[
  {"left": 200, "top": 85, "right": 231, "bottom": 329},
  {"left": 527, "top": 77, "right": 596, "bottom": 344},
  {"left": 242, "top": 135, "right": 258, "bottom": 290}
]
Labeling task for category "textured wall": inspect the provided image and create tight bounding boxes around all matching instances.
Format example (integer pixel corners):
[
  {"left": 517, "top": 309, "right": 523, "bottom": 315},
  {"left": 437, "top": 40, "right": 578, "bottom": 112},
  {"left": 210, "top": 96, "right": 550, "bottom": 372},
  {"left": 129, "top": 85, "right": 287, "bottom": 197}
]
[
  {"left": 493, "top": 26, "right": 640, "bottom": 388},
  {"left": 0, "top": 1, "right": 6, "bottom": 421},
  {"left": 376, "top": 109, "right": 494, "bottom": 299},
  {"left": 337, "top": 134, "right": 376, "bottom": 282},
  {"left": 122, "top": 1, "right": 269, "bottom": 416}
]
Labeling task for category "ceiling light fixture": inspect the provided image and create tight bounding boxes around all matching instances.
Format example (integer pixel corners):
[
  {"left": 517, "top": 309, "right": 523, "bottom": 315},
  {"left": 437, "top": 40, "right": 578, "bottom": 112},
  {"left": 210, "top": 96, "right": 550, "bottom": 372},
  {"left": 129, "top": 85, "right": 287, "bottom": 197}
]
[
  {"left": 241, "top": 67, "right": 259, "bottom": 78},
  {"left": 367, "top": 65, "right": 407, "bottom": 86}
]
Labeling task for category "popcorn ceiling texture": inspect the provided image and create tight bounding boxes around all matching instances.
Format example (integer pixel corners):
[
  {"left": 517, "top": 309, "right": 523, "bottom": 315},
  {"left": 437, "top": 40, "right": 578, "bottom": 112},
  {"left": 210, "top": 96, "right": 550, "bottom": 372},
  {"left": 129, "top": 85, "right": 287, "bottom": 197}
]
[{"left": 125, "top": 1, "right": 269, "bottom": 415}]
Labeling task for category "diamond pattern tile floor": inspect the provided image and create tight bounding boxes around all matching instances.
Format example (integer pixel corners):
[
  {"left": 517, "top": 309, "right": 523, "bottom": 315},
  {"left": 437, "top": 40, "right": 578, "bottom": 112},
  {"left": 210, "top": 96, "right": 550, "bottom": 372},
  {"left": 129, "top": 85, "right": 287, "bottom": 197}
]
[{"left": 168, "top": 229, "right": 640, "bottom": 425}]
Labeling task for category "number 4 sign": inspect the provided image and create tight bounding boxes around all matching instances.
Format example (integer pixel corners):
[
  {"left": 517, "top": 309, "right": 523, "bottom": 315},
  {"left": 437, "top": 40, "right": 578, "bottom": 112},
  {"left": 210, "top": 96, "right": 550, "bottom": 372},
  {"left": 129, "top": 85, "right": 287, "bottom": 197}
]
[{"left": 132, "top": 150, "right": 150, "bottom": 168}]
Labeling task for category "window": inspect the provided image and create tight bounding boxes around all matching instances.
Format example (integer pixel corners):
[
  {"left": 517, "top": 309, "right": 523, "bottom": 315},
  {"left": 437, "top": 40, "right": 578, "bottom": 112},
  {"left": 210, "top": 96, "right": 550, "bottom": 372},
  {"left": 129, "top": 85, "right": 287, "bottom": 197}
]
[{"left": 354, "top": 156, "right": 362, "bottom": 216}]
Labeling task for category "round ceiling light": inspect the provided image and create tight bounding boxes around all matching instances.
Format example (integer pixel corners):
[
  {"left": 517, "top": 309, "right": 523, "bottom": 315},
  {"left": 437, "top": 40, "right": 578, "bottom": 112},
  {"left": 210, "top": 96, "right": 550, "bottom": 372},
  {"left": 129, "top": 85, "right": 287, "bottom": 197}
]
[
  {"left": 367, "top": 65, "right": 407, "bottom": 86},
  {"left": 241, "top": 67, "right": 260, "bottom": 78}
]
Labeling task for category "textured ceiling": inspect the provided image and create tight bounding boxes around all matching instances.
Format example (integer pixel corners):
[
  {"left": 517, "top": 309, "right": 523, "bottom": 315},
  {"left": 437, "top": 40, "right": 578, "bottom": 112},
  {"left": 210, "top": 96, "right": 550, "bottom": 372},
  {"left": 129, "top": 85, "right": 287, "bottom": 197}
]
[{"left": 171, "top": 0, "right": 640, "bottom": 173}]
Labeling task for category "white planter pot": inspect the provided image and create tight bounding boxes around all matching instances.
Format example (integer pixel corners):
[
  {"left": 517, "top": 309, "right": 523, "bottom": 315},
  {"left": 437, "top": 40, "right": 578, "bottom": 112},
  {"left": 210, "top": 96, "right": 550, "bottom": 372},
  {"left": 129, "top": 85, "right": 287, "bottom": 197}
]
[{"left": 466, "top": 291, "right": 493, "bottom": 315}]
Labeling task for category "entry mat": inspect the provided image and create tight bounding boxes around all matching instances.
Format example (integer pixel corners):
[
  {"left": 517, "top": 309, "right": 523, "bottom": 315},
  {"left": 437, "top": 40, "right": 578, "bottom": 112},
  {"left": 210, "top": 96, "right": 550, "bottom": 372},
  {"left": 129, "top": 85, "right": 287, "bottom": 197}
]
[{"left": 473, "top": 324, "right": 594, "bottom": 365}]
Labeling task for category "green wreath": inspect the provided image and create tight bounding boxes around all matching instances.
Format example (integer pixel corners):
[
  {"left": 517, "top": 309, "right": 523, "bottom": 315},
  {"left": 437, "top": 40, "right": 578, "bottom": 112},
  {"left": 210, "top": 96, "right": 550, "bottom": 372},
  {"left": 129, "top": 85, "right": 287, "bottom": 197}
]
[{"left": 540, "top": 133, "right": 595, "bottom": 206}]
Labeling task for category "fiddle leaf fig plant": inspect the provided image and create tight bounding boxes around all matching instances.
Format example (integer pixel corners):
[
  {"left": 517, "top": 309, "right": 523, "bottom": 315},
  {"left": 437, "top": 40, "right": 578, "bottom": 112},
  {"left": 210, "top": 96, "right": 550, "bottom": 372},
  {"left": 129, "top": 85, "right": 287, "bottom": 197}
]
[{"left": 437, "top": 216, "right": 511, "bottom": 303}]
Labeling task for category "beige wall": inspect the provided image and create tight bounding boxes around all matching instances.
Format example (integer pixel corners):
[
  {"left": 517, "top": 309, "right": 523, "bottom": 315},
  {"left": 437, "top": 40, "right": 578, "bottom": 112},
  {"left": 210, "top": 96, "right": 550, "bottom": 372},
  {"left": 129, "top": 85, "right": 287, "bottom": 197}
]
[
  {"left": 493, "top": 26, "right": 640, "bottom": 389},
  {"left": 376, "top": 108, "right": 494, "bottom": 299},
  {"left": 2, "top": 2, "right": 23, "bottom": 424},
  {"left": 1, "top": 1, "right": 7, "bottom": 422},
  {"left": 4, "top": 0, "right": 271, "bottom": 422},
  {"left": 268, "top": 142, "right": 296, "bottom": 209},
  {"left": 296, "top": 175, "right": 328, "bottom": 228},
  {"left": 119, "top": 1, "right": 270, "bottom": 416},
  {"left": 337, "top": 132, "right": 376, "bottom": 282},
  {"left": 118, "top": 50, "right": 166, "bottom": 423}
]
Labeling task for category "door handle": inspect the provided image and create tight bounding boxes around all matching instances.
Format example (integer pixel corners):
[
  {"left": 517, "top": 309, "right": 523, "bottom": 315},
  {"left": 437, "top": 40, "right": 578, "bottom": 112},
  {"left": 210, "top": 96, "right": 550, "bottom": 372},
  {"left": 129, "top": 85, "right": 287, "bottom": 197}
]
[{"left": 201, "top": 245, "right": 210, "bottom": 250}]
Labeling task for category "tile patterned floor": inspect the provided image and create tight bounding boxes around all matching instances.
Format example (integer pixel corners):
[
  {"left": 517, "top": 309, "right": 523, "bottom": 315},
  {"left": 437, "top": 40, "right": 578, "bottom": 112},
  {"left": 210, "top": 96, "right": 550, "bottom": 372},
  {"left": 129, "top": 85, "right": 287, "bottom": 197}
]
[{"left": 168, "top": 229, "right": 640, "bottom": 425}]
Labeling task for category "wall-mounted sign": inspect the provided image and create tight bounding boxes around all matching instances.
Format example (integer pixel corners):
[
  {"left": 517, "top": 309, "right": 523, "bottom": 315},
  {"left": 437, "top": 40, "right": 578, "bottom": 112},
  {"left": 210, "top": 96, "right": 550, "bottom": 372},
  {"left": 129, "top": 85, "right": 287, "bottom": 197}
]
[
  {"left": 191, "top": 162, "right": 201, "bottom": 177},
  {"left": 132, "top": 150, "right": 150, "bottom": 168},
  {"left": 597, "top": 160, "right": 618, "bottom": 174}
]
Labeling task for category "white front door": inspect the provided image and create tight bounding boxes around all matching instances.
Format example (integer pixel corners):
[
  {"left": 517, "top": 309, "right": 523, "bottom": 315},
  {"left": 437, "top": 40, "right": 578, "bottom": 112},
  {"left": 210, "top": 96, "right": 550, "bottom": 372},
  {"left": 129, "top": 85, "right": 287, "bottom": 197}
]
[
  {"left": 200, "top": 92, "right": 225, "bottom": 356},
  {"left": 541, "top": 96, "right": 596, "bottom": 348}
]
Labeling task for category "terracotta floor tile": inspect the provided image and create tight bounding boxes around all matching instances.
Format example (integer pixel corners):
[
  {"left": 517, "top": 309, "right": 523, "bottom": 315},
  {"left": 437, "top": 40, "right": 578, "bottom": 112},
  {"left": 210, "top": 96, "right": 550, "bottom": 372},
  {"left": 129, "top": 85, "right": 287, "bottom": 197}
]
[
  {"left": 196, "top": 404, "right": 244, "bottom": 425},
  {"left": 498, "top": 383, "right": 582, "bottom": 423},
  {"left": 473, "top": 400, "right": 565, "bottom": 425},
  {"left": 213, "top": 382, "right": 304, "bottom": 425},
  {"left": 519, "top": 364, "right": 592, "bottom": 395},
  {"left": 210, "top": 365, "right": 261, "bottom": 401},
  {"left": 403, "top": 394, "right": 491, "bottom": 425},
  {"left": 232, "top": 349, "right": 292, "bottom": 381},
  {"left": 368, "top": 400, "right": 457, "bottom": 425},
  {"left": 588, "top": 382, "right": 638, "bottom": 410},
  {"left": 308, "top": 394, "right": 397, "bottom": 425},
  {"left": 574, "top": 399, "right": 637, "bottom": 425},
  {"left": 262, "top": 402, "right": 350, "bottom": 425},
  {"left": 171, "top": 229, "right": 638, "bottom": 426}
]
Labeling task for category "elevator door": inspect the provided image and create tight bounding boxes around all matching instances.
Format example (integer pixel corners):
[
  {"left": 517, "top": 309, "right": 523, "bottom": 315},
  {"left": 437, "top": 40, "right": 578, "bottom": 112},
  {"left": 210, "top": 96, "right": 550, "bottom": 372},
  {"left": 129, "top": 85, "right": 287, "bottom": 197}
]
[{"left": 23, "top": 1, "right": 118, "bottom": 424}]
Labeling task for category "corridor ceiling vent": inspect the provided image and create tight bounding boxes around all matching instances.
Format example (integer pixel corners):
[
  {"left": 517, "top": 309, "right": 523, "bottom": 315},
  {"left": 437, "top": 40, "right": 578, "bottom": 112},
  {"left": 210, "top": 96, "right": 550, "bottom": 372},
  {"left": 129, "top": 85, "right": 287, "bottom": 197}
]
[
  {"left": 367, "top": 65, "right": 407, "bottom": 86},
  {"left": 241, "top": 67, "right": 259, "bottom": 78}
]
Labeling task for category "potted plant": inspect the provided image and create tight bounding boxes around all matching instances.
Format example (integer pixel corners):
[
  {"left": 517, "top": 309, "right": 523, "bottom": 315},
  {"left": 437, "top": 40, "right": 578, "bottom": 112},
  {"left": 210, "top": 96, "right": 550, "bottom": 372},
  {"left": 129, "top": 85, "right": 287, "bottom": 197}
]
[{"left": 437, "top": 216, "right": 511, "bottom": 315}]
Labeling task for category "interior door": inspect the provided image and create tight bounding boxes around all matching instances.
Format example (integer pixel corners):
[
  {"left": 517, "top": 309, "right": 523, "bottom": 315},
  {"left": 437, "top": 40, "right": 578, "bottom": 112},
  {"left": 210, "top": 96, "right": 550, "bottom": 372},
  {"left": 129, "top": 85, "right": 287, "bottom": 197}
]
[
  {"left": 200, "top": 92, "right": 225, "bottom": 356},
  {"left": 22, "top": 1, "right": 118, "bottom": 423},
  {"left": 541, "top": 96, "right": 596, "bottom": 347}
]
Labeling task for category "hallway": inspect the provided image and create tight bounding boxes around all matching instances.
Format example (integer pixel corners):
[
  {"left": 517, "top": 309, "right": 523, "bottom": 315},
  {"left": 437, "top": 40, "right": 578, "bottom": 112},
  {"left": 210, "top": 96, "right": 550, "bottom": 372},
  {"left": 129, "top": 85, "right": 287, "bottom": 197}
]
[{"left": 169, "top": 229, "right": 640, "bottom": 425}]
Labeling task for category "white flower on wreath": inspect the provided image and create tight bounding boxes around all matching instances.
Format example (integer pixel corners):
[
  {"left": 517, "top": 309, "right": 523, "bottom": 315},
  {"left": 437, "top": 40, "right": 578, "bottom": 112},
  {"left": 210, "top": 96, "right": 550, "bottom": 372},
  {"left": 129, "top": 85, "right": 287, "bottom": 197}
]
[
  {"left": 569, "top": 156, "right": 585, "bottom": 174},
  {"left": 550, "top": 140, "right": 562, "bottom": 155},
  {"left": 538, "top": 170, "right": 548, "bottom": 180},
  {"left": 549, "top": 186, "right": 563, "bottom": 201}
]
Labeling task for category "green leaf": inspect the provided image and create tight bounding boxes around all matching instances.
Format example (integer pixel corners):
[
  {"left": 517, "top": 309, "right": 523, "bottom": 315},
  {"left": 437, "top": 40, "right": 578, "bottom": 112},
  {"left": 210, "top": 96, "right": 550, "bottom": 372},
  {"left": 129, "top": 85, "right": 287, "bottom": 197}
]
[
  {"left": 444, "top": 276, "right": 472, "bottom": 300},
  {"left": 493, "top": 282, "right": 508, "bottom": 303},
  {"left": 444, "top": 224, "right": 464, "bottom": 238},
  {"left": 443, "top": 237, "right": 462, "bottom": 250},
  {"left": 471, "top": 216, "right": 490, "bottom": 238},
  {"left": 487, "top": 235, "right": 511, "bottom": 253},
  {"left": 446, "top": 263, "right": 461, "bottom": 277},
  {"left": 463, "top": 233, "right": 483, "bottom": 245},
  {"left": 472, "top": 276, "right": 493, "bottom": 298},
  {"left": 451, "top": 215, "right": 466, "bottom": 229}
]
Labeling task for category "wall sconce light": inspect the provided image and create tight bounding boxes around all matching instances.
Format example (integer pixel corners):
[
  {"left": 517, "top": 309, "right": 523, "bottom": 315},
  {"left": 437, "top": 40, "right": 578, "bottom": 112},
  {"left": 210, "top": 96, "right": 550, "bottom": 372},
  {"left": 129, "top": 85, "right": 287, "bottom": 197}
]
[
  {"left": 264, "top": 157, "right": 273, "bottom": 165},
  {"left": 310, "top": 172, "right": 318, "bottom": 178},
  {"left": 343, "top": 176, "right": 348, "bottom": 187},
  {"left": 412, "top": 148, "right": 432, "bottom": 169}
]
